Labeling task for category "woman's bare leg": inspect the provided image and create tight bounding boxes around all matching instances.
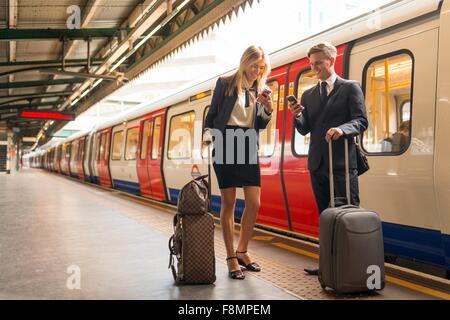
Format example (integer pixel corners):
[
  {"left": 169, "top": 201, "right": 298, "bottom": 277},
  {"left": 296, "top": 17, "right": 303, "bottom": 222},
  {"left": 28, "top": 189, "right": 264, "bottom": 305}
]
[
  {"left": 220, "top": 187, "right": 240, "bottom": 272},
  {"left": 236, "top": 186, "right": 260, "bottom": 264}
]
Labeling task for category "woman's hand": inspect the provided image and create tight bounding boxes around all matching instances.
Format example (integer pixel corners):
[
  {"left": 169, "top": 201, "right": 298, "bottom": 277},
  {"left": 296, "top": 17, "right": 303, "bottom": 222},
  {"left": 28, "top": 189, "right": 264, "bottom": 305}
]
[
  {"left": 257, "top": 92, "right": 273, "bottom": 114},
  {"left": 202, "top": 129, "right": 213, "bottom": 147}
]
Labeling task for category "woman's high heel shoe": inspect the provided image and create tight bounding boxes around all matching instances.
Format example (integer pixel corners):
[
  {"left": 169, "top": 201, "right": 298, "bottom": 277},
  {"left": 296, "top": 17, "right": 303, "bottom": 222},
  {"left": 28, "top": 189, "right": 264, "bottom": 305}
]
[
  {"left": 236, "top": 251, "right": 261, "bottom": 272},
  {"left": 226, "top": 257, "right": 245, "bottom": 280}
]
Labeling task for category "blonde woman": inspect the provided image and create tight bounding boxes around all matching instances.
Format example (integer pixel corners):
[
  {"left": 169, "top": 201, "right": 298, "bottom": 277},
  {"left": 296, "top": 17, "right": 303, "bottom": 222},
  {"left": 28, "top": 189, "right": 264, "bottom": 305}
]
[{"left": 203, "top": 46, "right": 273, "bottom": 280}]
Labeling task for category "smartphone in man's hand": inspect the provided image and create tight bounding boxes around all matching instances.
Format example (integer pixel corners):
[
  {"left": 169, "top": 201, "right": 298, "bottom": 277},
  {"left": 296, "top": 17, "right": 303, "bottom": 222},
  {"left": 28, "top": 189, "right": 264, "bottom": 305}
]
[
  {"left": 286, "top": 95, "right": 298, "bottom": 104},
  {"left": 287, "top": 95, "right": 304, "bottom": 117}
]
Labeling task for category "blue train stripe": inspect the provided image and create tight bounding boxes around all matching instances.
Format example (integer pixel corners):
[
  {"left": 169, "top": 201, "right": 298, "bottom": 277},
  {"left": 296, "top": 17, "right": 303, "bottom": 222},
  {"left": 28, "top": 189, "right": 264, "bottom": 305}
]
[
  {"left": 443, "top": 234, "right": 450, "bottom": 273},
  {"left": 382, "top": 222, "right": 446, "bottom": 268},
  {"left": 113, "top": 179, "right": 140, "bottom": 195}
]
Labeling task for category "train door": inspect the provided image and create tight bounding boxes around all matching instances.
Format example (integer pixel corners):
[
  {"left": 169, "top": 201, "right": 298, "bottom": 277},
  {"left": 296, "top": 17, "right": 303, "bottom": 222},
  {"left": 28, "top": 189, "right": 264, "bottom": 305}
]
[
  {"left": 256, "top": 66, "right": 291, "bottom": 230},
  {"left": 77, "top": 137, "right": 86, "bottom": 181},
  {"left": 56, "top": 145, "right": 62, "bottom": 173},
  {"left": 137, "top": 116, "right": 153, "bottom": 197},
  {"left": 137, "top": 109, "right": 167, "bottom": 200},
  {"left": 62, "top": 143, "right": 70, "bottom": 175},
  {"left": 51, "top": 149, "right": 55, "bottom": 171},
  {"left": 69, "top": 140, "right": 79, "bottom": 178},
  {"left": 282, "top": 45, "right": 347, "bottom": 238},
  {"left": 349, "top": 23, "right": 443, "bottom": 268},
  {"left": 97, "top": 129, "right": 112, "bottom": 187},
  {"left": 83, "top": 134, "right": 92, "bottom": 182},
  {"left": 434, "top": 1, "right": 450, "bottom": 278},
  {"left": 147, "top": 111, "right": 166, "bottom": 200},
  {"left": 91, "top": 132, "right": 100, "bottom": 184}
]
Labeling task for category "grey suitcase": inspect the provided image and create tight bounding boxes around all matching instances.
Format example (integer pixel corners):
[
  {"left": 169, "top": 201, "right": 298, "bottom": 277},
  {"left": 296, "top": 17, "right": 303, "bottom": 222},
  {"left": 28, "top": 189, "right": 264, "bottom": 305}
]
[{"left": 319, "top": 139, "right": 385, "bottom": 293}]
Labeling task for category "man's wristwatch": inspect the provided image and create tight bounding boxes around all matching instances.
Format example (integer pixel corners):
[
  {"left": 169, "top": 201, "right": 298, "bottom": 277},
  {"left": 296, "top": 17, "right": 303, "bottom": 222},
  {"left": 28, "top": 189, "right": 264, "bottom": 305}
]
[{"left": 264, "top": 108, "right": 273, "bottom": 116}]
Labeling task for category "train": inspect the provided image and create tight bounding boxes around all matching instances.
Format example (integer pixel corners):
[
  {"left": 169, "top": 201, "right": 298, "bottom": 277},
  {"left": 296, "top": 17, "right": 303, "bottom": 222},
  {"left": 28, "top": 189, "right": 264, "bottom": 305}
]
[{"left": 24, "top": 0, "right": 450, "bottom": 279}]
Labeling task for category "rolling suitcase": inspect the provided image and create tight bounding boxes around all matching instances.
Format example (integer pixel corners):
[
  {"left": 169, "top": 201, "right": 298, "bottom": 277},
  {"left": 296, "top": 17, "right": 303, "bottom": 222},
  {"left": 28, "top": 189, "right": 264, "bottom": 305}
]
[
  {"left": 319, "top": 139, "right": 385, "bottom": 293},
  {"left": 168, "top": 148, "right": 216, "bottom": 285}
]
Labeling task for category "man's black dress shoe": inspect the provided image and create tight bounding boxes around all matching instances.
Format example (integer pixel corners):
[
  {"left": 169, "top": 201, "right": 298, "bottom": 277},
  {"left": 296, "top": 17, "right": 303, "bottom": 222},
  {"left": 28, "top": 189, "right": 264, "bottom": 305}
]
[{"left": 304, "top": 268, "right": 319, "bottom": 276}]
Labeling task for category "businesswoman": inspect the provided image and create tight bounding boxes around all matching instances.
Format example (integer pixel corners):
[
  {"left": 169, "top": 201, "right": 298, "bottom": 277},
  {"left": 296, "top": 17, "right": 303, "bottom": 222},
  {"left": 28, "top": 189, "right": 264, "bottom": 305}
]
[{"left": 203, "top": 46, "right": 273, "bottom": 280}]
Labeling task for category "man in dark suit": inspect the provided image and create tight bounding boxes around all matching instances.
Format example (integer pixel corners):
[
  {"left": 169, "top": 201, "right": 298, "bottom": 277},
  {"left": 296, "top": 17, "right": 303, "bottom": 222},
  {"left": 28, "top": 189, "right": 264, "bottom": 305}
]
[{"left": 290, "top": 42, "right": 368, "bottom": 275}]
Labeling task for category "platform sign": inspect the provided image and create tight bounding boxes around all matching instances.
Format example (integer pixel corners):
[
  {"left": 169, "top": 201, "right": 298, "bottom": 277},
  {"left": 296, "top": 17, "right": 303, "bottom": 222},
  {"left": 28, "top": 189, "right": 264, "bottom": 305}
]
[{"left": 19, "top": 111, "right": 75, "bottom": 121}]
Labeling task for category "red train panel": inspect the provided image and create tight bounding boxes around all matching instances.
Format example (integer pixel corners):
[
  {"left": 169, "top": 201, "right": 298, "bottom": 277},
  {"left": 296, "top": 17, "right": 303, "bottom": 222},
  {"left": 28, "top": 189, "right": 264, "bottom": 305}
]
[
  {"left": 97, "top": 129, "right": 112, "bottom": 187},
  {"left": 137, "top": 109, "right": 166, "bottom": 201}
]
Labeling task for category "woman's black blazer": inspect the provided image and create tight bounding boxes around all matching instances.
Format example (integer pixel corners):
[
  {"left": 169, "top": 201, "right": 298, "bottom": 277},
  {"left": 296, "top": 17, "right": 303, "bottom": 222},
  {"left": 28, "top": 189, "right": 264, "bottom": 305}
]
[{"left": 204, "top": 77, "right": 271, "bottom": 133}]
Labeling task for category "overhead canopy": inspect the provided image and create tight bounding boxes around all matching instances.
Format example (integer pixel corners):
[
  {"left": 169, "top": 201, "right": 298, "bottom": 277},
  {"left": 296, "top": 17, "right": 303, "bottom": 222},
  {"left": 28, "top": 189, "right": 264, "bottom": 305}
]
[{"left": 0, "top": 0, "right": 259, "bottom": 148}]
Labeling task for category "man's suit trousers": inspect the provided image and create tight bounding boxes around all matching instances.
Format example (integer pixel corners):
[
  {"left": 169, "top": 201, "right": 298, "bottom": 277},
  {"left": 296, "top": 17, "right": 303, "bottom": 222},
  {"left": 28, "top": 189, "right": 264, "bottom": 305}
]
[{"left": 309, "top": 158, "right": 360, "bottom": 215}]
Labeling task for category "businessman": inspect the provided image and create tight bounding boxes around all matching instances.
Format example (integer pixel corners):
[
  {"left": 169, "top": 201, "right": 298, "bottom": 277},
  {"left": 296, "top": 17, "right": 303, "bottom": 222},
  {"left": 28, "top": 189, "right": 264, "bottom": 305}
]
[{"left": 290, "top": 42, "right": 368, "bottom": 275}]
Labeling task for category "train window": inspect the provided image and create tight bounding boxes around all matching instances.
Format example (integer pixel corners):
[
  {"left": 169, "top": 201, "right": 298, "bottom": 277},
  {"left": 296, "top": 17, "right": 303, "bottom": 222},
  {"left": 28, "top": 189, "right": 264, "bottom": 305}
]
[
  {"left": 112, "top": 131, "right": 124, "bottom": 161},
  {"left": 168, "top": 111, "right": 195, "bottom": 159},
  {"left": 259, "top": 81, "right": 279, "bottom": 157},
  {"left": 362, "top": 52, "right": 413, "bottom": 154},
  {"left": 125, "top": 127, "right": 139, "bottom": 160},
  {"left": 400, "top": 101, "right": 411, "bottom": 123},
  {"left": 140, "top": 120, "right": 152, "bottom": 160},
  {"left": 151, "top": 116, "right": 161, "bottom": 160},
  {"left": 293, "top": 69, "right": 317, "bottom": 156}
]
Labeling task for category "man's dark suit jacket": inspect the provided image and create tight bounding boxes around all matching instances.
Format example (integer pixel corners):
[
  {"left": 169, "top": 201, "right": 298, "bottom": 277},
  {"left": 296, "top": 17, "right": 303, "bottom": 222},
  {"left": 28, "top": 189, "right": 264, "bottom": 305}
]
[
  {"left": 294, "top": 76, "right": 368, "bottom": 172},
  {"left": 205, "top": 77, "right": 271, "bottom": 133}
]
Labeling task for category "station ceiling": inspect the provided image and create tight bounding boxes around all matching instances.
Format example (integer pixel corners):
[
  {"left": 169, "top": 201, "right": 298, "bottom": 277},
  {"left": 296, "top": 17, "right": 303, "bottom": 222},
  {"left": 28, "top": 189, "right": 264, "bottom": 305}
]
[{"left": 0, "top": 0, "right": 256, "bottom": 148}]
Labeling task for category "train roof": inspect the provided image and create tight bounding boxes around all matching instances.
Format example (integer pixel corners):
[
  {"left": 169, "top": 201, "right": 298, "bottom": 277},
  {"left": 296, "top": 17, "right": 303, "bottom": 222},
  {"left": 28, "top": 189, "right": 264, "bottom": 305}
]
[
  {"left": 77, "top": 0, "right": 443, "bottom": 133},
  {"left": 269, "top": 0, "right": 441, "bottom": 67},
  {"left": 64, "top": 130, "right": 92, "bottom": 143}
]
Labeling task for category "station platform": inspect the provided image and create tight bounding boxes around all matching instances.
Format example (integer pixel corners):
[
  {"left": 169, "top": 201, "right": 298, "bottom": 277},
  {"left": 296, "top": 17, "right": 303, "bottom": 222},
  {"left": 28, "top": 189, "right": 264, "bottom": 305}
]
[{"left": 0, "top": 169, "right": 448, "bottom": 300}]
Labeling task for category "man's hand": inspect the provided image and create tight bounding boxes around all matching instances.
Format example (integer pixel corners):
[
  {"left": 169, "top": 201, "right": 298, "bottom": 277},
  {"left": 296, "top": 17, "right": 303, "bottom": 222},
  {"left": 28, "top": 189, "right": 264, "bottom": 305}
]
[
  {"left": 325, "top": 128, "right": 344, "bottom": 142},
  {"left": 289, "top": 102, "right": 305, "bottom": 118}
]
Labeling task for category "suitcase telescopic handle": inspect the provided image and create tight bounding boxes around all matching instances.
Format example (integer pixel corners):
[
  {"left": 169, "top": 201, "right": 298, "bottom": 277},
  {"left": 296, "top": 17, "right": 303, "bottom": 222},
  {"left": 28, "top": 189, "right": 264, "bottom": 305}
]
[
  {"left": 328, "top": 139, "right": 351, "bottom": 208},
  {"left": 207, "top": 144, "right": 212, "bottom": 210}
]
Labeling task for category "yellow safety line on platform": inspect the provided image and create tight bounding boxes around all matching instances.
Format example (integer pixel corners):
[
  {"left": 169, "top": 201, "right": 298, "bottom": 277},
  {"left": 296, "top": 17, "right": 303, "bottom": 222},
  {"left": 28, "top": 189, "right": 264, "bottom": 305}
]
[
  {"left": 253, "top": 236, "right": 275, "bottom": 241},
  {"left": 272, "top": 242, "right": 319, "bottom": 260},
  {"left": 385, "top": 276, "right": 450, "bottom": 300}
]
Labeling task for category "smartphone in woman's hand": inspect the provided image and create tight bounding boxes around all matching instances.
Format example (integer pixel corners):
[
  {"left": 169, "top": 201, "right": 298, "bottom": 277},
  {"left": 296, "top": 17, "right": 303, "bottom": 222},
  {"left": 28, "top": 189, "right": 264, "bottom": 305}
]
[{"left": 262, "top": 88, "right": 272, "bottom": 98}]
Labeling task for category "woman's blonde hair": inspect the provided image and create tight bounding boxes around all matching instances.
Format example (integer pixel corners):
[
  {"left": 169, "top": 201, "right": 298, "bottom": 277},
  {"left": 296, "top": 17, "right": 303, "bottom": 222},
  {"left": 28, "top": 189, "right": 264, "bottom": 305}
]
[{"left": 224, "top": 45, "right": 271, "bottom": 96}]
